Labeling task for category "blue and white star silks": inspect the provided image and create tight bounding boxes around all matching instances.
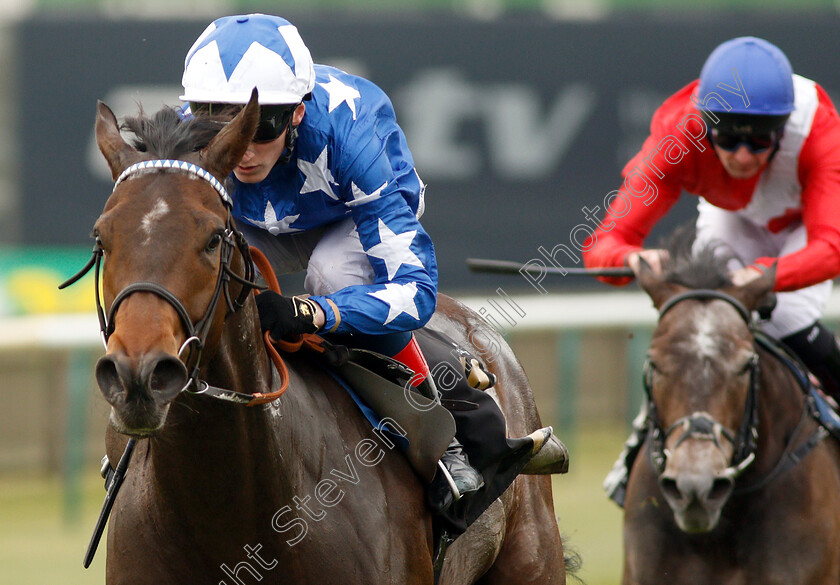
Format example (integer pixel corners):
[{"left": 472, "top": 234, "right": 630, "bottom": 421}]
[
  {"left": 230, "top": 65, "right": 425, "bottom": 234},
  {"left": 244, "top": 202, "right": 301, "bottom": 235},
  {"left": 348, "top": 181, "right": 386, "bottom": 207},
  {"left": 298, "top": 146, "right": 338, "bottom": 199},
  {"left": 368, "top": 283, "right": 420, "bottom": 325},
  {"left": 366, "top": 219, "right": 424, "bottom": 280},
  {"left": 223, "top": 64, "right": 437, "bottom": 336},
  {"left": 320, "top": 74, "right": 361, "bottom": 120}
]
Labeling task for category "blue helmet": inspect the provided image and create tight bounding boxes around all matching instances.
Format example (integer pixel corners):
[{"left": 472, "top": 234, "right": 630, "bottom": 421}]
[
  {"left": 698, "top": 37, "right": 794, "bottom": 134},
  {"left": 180, "top": 14, "right": 315, "bottom": 105}
]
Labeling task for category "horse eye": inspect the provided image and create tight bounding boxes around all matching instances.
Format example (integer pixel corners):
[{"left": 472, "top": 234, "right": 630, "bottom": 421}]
[
  {"left": 93, "top": 231, "right": 106, "bottom": 252},
  {"left": 205, "top": 233, "right": 223, "bottom": 252}
]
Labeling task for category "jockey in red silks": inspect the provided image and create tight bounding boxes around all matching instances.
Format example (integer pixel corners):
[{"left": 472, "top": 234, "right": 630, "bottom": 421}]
[{"left": 582, "top": 36, "right": 840, "bottom": 507}]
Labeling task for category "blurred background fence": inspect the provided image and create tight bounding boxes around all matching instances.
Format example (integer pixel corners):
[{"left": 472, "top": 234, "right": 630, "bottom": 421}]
[{"left": 2, "top": 2, "right": 840, "bottom": 584}]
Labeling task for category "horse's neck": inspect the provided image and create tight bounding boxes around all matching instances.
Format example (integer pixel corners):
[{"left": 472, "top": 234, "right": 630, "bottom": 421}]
[
  {"left": 206, "top": 304, "right": 273, "bottom": 395},
  {"left": 754, "top": 347, "right": 810, "bottom": 460}
]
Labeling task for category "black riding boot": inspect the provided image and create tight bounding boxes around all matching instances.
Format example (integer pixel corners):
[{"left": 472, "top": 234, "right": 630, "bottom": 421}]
[
  {"left": 415, "top": 375, "right": 484, "bottom": 513},
  {"left": 413, "top": 328, "right": 553, "bottom": 532},
  {"left": 428, "top": 438, "right": 485, "bottom": 514},
  {"left": 782, "top": 322, "right": 840, "bottom": 402}
]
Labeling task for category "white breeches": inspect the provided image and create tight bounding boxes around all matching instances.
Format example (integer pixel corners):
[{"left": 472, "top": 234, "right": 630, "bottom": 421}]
[
  {"left": 695, "top": 199, "right": 831, "bottom": 339},
  {"left": 238, "top": 217, "right": 375, "bottom": 296}
]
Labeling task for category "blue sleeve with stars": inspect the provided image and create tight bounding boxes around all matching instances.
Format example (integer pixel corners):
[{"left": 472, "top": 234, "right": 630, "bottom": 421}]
[{"left": 307, "top": 68, "right": 437, "bottom": 336}]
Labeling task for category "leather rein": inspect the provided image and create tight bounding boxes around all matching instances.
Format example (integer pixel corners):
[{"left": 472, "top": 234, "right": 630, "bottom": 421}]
[
  {"left": 643, "top": 289, "right": 825, "bottom": 492},
  {"left": 60, "top": 159, "right": 289, "bottom": 406}
]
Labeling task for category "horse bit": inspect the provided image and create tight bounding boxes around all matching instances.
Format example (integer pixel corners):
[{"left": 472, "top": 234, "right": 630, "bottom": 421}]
[
  {"left": 643, "top": 289, "right": 761, "bottom": 481},
  {"left": 60, "top": 159, "right": 269, "bottom": 405}
]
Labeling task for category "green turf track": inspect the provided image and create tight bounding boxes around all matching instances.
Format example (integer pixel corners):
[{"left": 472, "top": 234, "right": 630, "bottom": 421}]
[{"left": 0, "top": 424, "right": 625, "bottom": 585}]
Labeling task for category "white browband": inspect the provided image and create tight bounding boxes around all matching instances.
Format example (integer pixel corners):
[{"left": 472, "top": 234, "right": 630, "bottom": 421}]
[{"left": 113, "top": 159, "right": 231, "bottom": 207}]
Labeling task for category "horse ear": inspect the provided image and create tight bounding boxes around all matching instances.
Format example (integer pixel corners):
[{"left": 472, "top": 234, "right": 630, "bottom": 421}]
[
  {"left": 95, "top": 101, "right": 138, "bottom": 181},
  {"left": 636, "top": 256, "right": 682, "bottom": 310},
  {"left": 201, "top": 88, "right": 260, "bottom": 181},
  {"left": 727, "top": 264, "right": 777, "bottom": 313}
]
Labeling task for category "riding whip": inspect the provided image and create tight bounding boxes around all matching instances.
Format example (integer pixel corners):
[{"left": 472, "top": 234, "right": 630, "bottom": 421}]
[{"left": 467, "top": 258, "right": 634, "bottom": 278}]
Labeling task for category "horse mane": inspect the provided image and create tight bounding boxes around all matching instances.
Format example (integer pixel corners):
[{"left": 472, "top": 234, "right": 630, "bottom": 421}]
[
  {"left": 121, "top": 106, "right": 223, "bottom": 159},
  {"left": 662, "top": 223, "right": 740, "bottom": 290}
]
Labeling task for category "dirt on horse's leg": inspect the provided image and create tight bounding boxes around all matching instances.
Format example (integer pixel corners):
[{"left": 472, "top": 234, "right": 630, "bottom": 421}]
[{"left": 475, "top": 476, "right": 565, "bottom": 585}]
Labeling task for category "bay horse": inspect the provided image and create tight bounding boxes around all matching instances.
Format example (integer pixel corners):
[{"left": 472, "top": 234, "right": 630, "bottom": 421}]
[
  {"left": 84, "top": 93, "right": 566, "bottom": 584},
  {"left": 623, "top": 238, "right": 840, "bottom": 585}
]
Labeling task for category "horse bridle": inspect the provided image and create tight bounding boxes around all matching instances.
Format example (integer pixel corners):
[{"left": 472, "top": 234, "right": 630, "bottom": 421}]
[
  {"left": 60, "top": 159, "right": 265, "bottom": 401},
  {"left": 644, "top": 289, "right": 760, "bottom": 480}
]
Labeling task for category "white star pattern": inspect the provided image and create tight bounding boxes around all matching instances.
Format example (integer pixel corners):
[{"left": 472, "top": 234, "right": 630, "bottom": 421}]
[
  {"left": 298, "top": 146, "right": 338, "bottom": 200},
  {"left": 347, "top": 180, "right": 387, "bottom": 207},
  {"left": 368, "top": 282, "right": 420, "bottom": 325},
  {"left": 245, "top": 201, "right": 301, "bottom": 235},
  {"left": 366, "top": 219, "right": 424, "bottom": 280},
  {"left": 320, "top": 75, "right": 361, "bottom": 120}
]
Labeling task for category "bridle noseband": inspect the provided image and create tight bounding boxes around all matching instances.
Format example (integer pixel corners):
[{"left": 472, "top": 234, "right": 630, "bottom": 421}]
[
  {"left": 60, "top": 159, "right": 265, "bottom": 401},
  {"left": 644, "top": 289, "right": 760, "bottom": 480}
]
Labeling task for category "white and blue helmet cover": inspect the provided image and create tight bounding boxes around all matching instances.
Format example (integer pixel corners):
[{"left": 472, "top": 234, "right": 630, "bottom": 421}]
[{"left": 181, "top": 13, "right": 315, "bottom": 105}]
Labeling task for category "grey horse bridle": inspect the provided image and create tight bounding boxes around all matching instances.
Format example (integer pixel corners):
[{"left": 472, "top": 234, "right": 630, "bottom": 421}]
[{"left": 644, "top": 289, "right": 760, "bottom": 480}]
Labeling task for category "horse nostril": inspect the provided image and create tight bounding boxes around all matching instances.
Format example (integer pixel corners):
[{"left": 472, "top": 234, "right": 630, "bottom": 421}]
[
  {"left": 147, "top": 355, "right": 188, "bottom": 403},
  {"left": 96, "top": 355, "right": 125, "bottom": 403},
  {"left": 660, "top": 476, "right": 682, "bottom": 502},
  {"left": 708, "top": 476, "right": 734, "bottom": 503}
]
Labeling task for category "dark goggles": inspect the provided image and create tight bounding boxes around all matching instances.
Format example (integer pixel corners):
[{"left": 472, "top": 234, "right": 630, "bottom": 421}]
[
  {"left": 189, "top": 102, "right": 298, "bottom": 144},
  {"left": 710, "top": 128, "right": 778, "bottom": 154}
]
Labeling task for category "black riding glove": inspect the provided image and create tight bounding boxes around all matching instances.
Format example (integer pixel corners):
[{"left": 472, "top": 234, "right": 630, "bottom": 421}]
[{"left": 255, "top": 291, "right": 320, "bottom": 340}]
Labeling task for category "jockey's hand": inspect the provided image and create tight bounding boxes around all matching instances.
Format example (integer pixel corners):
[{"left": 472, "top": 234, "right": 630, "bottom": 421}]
[
  {"left": 729, "top": 265, "right": 764, "bottom": 287},
  {"left": 626, "top": 249, "right": 669, "bottom": 277},
  {"left": 255, "top": 291, "right": 321, "bottom": 340}
]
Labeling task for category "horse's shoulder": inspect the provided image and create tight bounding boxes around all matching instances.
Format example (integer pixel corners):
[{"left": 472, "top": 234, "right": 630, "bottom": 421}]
[{"left": 279, "top": 352, "right": 375, "bottom": 433}]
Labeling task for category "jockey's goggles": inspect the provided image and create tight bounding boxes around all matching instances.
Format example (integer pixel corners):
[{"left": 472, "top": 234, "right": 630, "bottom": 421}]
[
  {"left": 189, "top": 102, "right": 298, "bottom": 144},
  {"left": 710, "top": 128, "right": 778, "bottom": 154}
]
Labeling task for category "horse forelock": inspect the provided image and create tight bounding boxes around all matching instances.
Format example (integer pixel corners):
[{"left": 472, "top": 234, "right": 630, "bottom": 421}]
[
  {"left": 104, "top": 107, "right": 231, "bottom": 235},
  {"left": 122, "top": 106, "right": 221, "bottom": 160},
  {"left": 661, "top": 225, "right": 736, "bottom": 290}
]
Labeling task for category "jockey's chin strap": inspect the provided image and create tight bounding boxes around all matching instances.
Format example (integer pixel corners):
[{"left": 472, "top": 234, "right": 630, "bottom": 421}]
[{"left": 60, "top": 159, "right": 289, "bottom": 406}]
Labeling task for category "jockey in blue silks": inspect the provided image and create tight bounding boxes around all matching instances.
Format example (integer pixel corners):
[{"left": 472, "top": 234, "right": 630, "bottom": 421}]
[{"left": 180, "top": 14, "right": 550, "bottom": 518}]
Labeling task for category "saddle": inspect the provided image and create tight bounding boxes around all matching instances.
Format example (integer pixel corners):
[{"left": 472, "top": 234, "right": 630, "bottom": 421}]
[
  {"left": 297, "top": 329, "right": 569, "bottom": 481},
  {"left": 298, "top": 326, "right": 569, "bottom": 576},
  {"left": 308, "top": 336, "right": 456, "bottom": 483}
]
